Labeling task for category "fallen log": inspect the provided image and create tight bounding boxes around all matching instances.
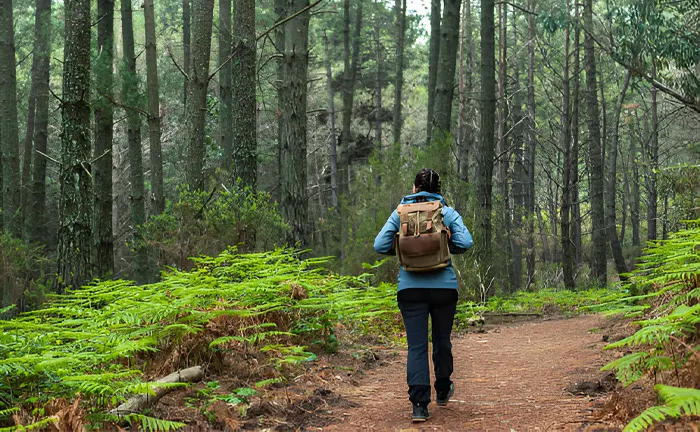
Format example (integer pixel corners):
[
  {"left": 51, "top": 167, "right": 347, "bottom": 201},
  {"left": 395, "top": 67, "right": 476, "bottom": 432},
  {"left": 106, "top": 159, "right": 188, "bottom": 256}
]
[{"left": 110, "top": 366, "right": 204, "bottom": 416}]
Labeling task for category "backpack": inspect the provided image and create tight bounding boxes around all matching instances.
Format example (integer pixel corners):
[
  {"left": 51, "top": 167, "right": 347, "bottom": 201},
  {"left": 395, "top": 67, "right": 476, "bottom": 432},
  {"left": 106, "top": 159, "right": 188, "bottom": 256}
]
[{"left": 394, "top": 200, "right": 451, "bottom": 272}]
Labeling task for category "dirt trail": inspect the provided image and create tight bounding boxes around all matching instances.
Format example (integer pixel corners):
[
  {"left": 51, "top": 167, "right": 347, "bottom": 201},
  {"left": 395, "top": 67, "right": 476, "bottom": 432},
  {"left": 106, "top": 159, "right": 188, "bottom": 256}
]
[{"left": 324, "top": 315, "right": 615, "bottom": 431}]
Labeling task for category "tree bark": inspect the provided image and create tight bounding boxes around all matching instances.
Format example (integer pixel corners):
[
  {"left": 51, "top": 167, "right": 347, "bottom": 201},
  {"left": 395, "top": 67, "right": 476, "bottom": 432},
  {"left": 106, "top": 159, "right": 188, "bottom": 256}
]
[
  {"left": 27, "top": 0, "right": 52, "bottom": 244},
  {"left": 57, "top": 0, "right": 93, "bottom": 291},
  {"left": 121, "top": 0, "right": 149, "bottom": 284},
  {"left": 605, "top": 70, "right": 632, "bottom": 277},
  {"left": 525, "top": 0, "right": 537, "bottom": 289},
  {"left": 322, "top": 30, "right": 338, "bottom": 209},
  {"left": 426, "top": 0, "right": 442, "bottom": 143},
  {"left": 475, "top": 0, "right": 496, "bottom": 276},
  {"left": 432, "top": 0, "right": 462, "bottom": 138},
  {"left": 0, "top": 0, "right": 21, "bottom": 237},
  {"left": 560, "top": 4, "right": 575, "bottom": 290},
  {"left": 280, "top": 0, "right": 311, "bottom": 247},
  {"left": 94, "top": 0, "right": 115, "bottom": 278},
  {"left": 232, "top": 0, "right": 257, "bottom": 189},
  {"left": 144, "top": 0, "right": 165, "bottom": 215},
  {"left": 275, "top": 0, "right": 286, "bottom": 203},
  {"left": 583, "top": 0, "right": 606, "bottom": 285},
  {"left": 185, "top": 0, "right": 215, "bottom": 190},
  {"left": 630, "top": 131, "right": 641, "bottom": 247},
  {"left": 392, "top": 0, "right": 406, "bottom": 145}
]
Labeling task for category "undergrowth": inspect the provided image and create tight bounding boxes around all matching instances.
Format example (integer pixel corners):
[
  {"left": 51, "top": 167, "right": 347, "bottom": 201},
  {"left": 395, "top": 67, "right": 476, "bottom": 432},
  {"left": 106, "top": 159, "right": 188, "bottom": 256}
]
[
  {"left": 0, "top": 249, "right": 406, "bottom": 431},
  {"left": 596, "top": 220, "right": 700, "bottom": 431},
  {"left": 487, "top": 287, "right": 626, "bottom": 316}
]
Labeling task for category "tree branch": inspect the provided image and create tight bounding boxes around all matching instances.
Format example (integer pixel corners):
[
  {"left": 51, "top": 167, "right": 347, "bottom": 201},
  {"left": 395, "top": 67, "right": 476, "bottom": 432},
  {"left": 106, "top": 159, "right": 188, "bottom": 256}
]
[
  {"left": 167, "top": 47, "right": 189, "bottom": 80},
  {"left": 256, "top": 0, "right": 324, "bottom": 43}
]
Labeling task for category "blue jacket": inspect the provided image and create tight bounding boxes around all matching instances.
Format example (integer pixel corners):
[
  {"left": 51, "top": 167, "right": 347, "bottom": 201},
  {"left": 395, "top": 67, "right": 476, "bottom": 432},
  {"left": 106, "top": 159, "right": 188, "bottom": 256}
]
[{"left": 373, "top": 192, "right": 473, "bottom": 290}]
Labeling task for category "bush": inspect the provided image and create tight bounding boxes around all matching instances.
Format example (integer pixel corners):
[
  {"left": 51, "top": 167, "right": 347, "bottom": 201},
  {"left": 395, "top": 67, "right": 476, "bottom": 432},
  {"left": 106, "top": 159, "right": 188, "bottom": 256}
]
[
  {"left": 142, "top": 184, "right": 289, "bottom": 270},
  {"left": 0, "top": 235, "right": 52, "bottom": 316}
]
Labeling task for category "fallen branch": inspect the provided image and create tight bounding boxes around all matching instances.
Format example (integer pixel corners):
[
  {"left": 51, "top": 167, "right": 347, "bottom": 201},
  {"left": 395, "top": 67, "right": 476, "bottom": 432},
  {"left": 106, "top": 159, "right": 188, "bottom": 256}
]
[{"left": 109, "top": 366, "right": 204, "bottom": 416}]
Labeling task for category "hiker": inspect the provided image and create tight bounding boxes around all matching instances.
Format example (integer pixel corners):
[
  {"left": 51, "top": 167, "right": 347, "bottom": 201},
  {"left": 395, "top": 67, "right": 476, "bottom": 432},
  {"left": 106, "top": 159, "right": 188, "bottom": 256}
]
[{"left": 373, "top": 168, "right": 473, "bottom": 422}]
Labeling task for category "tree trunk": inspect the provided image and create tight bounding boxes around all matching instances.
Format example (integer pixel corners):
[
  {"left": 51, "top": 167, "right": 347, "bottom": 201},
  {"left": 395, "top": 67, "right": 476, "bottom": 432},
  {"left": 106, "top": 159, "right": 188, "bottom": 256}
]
[
  {"left": 457, "top": 0, "right": 466, "bottom": 181},
  {"left": 510, "top": 6, "right": 524, "bottom": 292},
  {"left": 647, "top": 64, "right": 659, "bottom": 241},
  {"left": 185, "top": 0, "right": 215, "bottom": 190},
  {"left": 275, "top": 0, "right": 286, "bottom": 203},
  {"left": 0, "top": 0, "right": 21, "bottom": 237},
  {"left": 232, "top": 0, "right": 257, "bottom": 189},
  {"left": 475, "top": 0, "right": 496, "bottom": 274},
  {"left": 183, "top": 0, "right": 191, "bottom": 108},
  {"left": 583, "top": 0, "right": 606, "bottom": 285},
  {"left": 570, "top": 2, "right": 582, "bottom": 266},
  {"left": 322, "top": 30, "right": 338, "bottom": 209},
  {"left": 373, "top": 0, "right": 382, "bottom": 147},
  {"left": 57, "top": 0, "right": 93, "bottom": 291},
  {"left": 144, "top": 0, "right": 165, "bottom": 215},
  {"left": 27, "top": 0, "right": 52, "bottom": 244},
  {"left": 94, "top": 0, "right": 115, "bottom": 278},
  {"left": 630, "top": 131, "right": 641, "bottom": 247},
  {"left": 121, "top": 0, "right": 149, "bottom": 284},
  {"left": 426, "top": 0, "right": 442, "bottom": 142},
  {"left": 560, "top": 5, "right": 575, "bottom": 290},
  {"left": 605, "top": 70, "right": 631, "bottom": 277},
  {"left": 219, "top": 0, "right": 233, "bottom": 169},
  {"left": 280, "top": 0, "right": 311, "bottom": 247},
  {"left": 525, "top": 0, "right": 537, "bottom": 289},
  {"left": 432, "top": 0, "right": 462, "bottom": 138},
  {"left": 339, "top": 0, "right": 362, "bottom": 261},
  {"left": 392, "top": 0, "right": 406, "bottom": 145}
]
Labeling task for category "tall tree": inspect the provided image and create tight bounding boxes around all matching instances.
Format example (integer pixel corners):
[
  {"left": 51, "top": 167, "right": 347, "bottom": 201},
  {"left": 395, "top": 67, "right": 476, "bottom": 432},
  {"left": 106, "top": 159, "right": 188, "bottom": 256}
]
[
  {"left": 339, "top": 0, "right": 362, "bottom": 260},
  {"left": 583, "top": 0, "right": 606, "bottom": 284},
  {"left": 475, "top": 0, "right": 496, "bottom": 274},
  {"left": 121, "top": 0, "right": 148, "bottom": 284},
  {"left": 275, "top": 0, "right": 286, "bottom": 201},
  {"left": 232, "top": 0, "right": 257, "bottom": 188},
  {"left": 426, "top": 0, "right": 441, "bottom": 142},
  {"left": 27, "top": 0, "right": 52, "bottom": 244},
  {"left": 570, "top": 1, "right": 582, "bottom": 266},
  {"left": 0, "top": 0, "right": 21, "bottom": 237},
  {"left": 57, "top": 0, "right": 93, "bottom": 291},
  {"left": 373, "top": 0, "right": 382, "bottom": 146},
  {"left": 560, "top": 2, "right": 575, "bottom": 289},
  {"left": 606, "top": 70, "right": 632, "bottom": 277},
  {"left": 432, "top": 0, "right": 463, "bottom": 137},
  {"left": 647, "top": 65, "right": 659, "bottom": 241},
  {"left": 183, "top": 0, "right": 191, "bottom": 108},
  {"left": 219, "top": 0, "right": 233, "bottom": 168},
  {"left": 322, "top": 30, "right": 338, "bottom": 209},
  {"left": 510, "top": 6, "right": 525, "bottom": 292},
  {"left": 185, "top": 0, "right": 215, "bottom": 190},
  {"left": 630, "top": 130, "right": 641, "bottom": 247},
  {"left": 496, "top": 0, "right": 511, "bottom": 291},
  {"left": 525, "top": 0, "right": 537, "bottom": 288},
  {"left": 280, "top": 0, "right": 311, "bottom": 247},
  {"left": 94, "top": 0, "right": 115, "bottom": 277},
  {"left": 144, "top": 0, "right": 165, "bottom": 215},
  {"left": 392, "top": 0, "right": 406, "bottom": 144}
]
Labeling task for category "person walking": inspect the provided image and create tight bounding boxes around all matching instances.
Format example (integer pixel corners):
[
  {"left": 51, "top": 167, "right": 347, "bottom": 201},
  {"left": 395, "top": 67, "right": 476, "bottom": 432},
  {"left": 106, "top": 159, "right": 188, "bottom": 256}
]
[{"left": 373, "top": 168, "right": 473, "bottom": 422}]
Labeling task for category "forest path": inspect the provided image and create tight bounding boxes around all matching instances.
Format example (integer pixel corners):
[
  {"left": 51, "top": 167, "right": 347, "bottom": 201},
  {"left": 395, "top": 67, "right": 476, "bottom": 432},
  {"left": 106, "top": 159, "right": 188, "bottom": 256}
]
[{"left": 324, "top": 315, "right": 615, "bottom": 431}]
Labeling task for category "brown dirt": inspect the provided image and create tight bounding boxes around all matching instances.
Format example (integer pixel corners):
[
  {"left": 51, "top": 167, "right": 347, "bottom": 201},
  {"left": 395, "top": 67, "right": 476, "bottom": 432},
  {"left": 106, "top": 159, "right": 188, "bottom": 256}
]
[{"left": 323, "top": 315, "right": 620, "bottom": 431}]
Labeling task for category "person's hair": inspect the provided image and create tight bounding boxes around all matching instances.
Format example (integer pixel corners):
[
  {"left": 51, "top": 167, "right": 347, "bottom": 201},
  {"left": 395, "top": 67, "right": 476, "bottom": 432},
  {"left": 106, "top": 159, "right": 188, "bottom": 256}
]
[{"left": 414, "top": 168, "right": 441, "bottom": 194}]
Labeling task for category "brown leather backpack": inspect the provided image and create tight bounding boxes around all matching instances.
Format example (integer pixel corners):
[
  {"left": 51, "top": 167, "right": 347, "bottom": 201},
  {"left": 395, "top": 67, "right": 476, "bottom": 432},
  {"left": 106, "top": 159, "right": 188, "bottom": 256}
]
[{"left": 394, "top": 200, "right": 451, "bottom": 272}]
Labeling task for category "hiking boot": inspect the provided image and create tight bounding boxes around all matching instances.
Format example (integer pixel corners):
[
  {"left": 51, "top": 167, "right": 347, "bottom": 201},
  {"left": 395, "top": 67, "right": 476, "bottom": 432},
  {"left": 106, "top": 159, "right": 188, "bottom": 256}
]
[
  {"left": 411, "top": 403, "right": 430, "bottom": 422},
  {"left": 436, "top": 382, "right": 455, "bottom": 406}
]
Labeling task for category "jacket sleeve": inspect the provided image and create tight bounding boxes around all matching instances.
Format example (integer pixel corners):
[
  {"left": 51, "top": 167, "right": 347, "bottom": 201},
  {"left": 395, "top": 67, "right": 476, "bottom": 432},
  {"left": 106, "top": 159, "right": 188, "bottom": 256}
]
[
  {"left": 374, "top": 210, "right": 400, "bottom": 255},
  {"left": 443, "top": 207, "right": 473, "bottom": 254}
]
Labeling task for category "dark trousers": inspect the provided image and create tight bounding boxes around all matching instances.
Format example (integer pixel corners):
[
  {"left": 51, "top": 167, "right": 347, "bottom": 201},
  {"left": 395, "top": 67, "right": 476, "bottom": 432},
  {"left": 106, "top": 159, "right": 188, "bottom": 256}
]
[{"left": 397, "top": 288, "right": 458, "bottom": 404}]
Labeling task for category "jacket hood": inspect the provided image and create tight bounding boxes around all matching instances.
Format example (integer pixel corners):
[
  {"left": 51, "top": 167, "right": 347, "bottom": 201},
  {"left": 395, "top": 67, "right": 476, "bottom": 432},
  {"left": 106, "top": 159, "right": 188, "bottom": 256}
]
[{"left": 400, "top": 191, "right": 445, "bottom": 205}]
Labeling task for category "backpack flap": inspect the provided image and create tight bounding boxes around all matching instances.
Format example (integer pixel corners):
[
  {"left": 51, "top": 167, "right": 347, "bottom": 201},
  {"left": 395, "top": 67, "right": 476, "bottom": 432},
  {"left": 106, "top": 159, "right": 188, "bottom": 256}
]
[{"left": 395, "top": 200, "right": 451, "bottom": 272}]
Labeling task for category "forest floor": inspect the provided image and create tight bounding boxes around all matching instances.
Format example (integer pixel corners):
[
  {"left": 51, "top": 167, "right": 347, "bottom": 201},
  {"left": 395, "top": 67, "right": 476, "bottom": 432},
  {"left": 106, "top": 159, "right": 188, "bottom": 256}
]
[{"left": 321, "top": 314, "right": 622, "bottom": 431}]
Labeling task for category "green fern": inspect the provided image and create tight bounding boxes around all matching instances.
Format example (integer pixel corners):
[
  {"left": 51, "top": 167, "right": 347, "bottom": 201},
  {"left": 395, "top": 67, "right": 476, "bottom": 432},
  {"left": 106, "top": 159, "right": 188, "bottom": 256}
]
[
  {"left": 123, "top": 414, "right": 186, "bottom": 432},
  {"left": 625, "top": 385, "right": 700, "bottom": 432},
  {"left": 0, "top": 408, "right": 18, "bottom": 418}
]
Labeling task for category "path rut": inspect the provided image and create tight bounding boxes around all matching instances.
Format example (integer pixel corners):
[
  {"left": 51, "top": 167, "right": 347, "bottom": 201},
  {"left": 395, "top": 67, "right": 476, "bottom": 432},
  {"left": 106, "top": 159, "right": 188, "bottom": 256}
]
[{"left": 324, "top": 315, "right": 615, "bottom": 431}]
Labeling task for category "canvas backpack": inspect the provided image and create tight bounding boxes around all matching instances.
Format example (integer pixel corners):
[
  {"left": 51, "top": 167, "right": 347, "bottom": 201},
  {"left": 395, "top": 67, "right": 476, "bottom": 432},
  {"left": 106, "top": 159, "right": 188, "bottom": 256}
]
[{"left": 394, "top": 200, "right": 451, "bottom": 272}]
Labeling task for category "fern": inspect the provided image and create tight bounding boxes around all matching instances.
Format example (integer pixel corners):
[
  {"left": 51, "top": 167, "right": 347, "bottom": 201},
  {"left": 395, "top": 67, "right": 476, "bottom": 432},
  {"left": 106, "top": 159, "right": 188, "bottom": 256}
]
[
  {"left": 625, "top": 385, "right": 700, "bottom": 432},
  {"left": 123, "top": 414, "right": 186, "bottom": 432},
  {"left": 0, "top": 408, "right": 18, "bottom": 418}
]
